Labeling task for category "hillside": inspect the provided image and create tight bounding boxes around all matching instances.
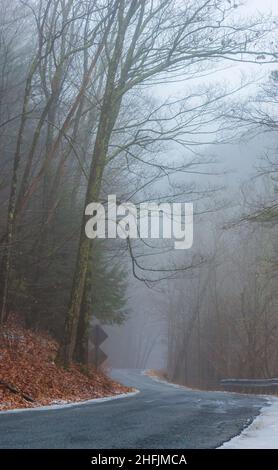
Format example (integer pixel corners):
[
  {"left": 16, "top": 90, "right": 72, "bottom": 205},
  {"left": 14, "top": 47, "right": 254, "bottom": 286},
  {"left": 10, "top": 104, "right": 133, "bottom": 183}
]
[{"left": 0, "top": 315, "right": 131, "bottom": 411}]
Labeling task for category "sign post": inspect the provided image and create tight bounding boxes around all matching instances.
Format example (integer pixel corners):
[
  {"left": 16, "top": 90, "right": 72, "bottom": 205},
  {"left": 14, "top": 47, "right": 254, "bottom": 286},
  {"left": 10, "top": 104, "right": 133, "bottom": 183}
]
[{"left": 91, "top": 324, "right": 108, "bottom": 370}]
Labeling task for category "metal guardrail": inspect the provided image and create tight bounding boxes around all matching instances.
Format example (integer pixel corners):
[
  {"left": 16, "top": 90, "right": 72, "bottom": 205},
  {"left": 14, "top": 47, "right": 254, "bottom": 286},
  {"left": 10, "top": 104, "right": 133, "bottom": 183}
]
[{"left": 220, "top": 378, "right": 278, "bottom": 394}]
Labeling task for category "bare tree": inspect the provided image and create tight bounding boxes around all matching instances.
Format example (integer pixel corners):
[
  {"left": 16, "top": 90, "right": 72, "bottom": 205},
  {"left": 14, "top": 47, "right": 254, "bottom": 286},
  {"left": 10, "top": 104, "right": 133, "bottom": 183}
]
[{"left": 61, "top": 0, "right": 277, "bottom": 366}]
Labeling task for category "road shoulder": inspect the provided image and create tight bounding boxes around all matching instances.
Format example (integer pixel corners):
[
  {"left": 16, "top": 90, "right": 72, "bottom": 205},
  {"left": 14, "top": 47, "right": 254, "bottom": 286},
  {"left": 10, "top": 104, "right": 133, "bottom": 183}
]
[
  {"left": 0, "top": 390, "right": 139, "bottom": 415},
  {"left": 219, "top": 397, "right": 278, "bottom": 449}
]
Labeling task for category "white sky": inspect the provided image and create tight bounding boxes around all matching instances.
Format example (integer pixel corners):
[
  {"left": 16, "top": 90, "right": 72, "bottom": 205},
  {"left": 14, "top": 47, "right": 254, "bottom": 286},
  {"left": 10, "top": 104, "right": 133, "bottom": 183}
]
[
  {"left": 245, "top": 0, "right": 278, "bottom": 14},
  {"left": 151, "top": 0, "right": 278, "bottom": 184},
  {"left": 154, "top": 0, "right": 278, "bottom": 101}
]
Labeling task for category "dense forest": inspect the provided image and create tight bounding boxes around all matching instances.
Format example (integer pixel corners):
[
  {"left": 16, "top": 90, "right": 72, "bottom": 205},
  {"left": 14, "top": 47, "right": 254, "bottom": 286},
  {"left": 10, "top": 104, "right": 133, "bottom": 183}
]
[{"left": 0, "top": 0, "right": 277, "bottom": 392}]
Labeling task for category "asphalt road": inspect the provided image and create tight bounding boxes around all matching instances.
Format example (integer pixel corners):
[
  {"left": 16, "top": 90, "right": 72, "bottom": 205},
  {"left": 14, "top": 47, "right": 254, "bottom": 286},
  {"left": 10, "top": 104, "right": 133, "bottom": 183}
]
[{"left": 0, "top": 369, "right": 267, "bottom": 449}]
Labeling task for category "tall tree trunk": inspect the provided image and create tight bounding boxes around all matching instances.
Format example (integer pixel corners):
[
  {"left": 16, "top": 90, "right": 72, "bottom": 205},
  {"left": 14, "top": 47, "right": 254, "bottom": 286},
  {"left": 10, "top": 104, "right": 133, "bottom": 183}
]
[
  {"left": 74, "top": 246, "right": 93, "bottom": 366},
  {"left": 59, "top": 76, "right": 123, "bottom": 367},
  {"left": 59, "top": 0, "right": 142, "bottom": 366},
  {"left": 0, "top": 59, "right": 37, "bottom": 323},
  {"left": 58, "top": 107, "right": 116, "bottom": 366}
]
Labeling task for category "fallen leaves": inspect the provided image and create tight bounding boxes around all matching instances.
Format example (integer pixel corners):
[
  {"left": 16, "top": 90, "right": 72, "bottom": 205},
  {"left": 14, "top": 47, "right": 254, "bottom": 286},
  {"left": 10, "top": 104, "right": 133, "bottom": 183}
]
[{"left": 0, "top": 314, "right": 131, "bottom": 411}]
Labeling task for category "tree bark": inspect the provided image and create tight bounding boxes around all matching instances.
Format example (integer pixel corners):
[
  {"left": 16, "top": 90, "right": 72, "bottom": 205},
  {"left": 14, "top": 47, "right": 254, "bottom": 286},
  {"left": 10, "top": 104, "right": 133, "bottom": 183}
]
[
  {"left": 58, "top": 3, "right": 127, "bottom": 365},
  {"left": 0, "top": 58, "right": 38, "bottom": 324}
]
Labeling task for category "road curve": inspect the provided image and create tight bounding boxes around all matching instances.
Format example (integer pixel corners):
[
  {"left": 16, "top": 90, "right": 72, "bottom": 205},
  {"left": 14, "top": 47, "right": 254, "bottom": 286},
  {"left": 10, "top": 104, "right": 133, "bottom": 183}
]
[{"left": 0, "top": 369, "right": 267, "bottom": 449}]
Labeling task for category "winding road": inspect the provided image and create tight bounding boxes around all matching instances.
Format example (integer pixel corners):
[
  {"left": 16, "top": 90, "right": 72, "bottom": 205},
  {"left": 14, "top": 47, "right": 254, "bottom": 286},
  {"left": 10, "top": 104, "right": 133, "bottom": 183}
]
[{"left": 0, "top": 369, "right": 267, "bottom": 449}]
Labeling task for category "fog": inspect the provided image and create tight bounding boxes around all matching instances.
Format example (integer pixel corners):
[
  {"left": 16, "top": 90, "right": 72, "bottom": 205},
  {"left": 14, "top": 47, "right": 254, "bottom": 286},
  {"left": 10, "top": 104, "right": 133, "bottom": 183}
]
[
  {"left": 105, "top": 0, "right": 278, "bottom": 374},
  {"left": 0, "top": 0, "right": 277, "bottom": 388}
]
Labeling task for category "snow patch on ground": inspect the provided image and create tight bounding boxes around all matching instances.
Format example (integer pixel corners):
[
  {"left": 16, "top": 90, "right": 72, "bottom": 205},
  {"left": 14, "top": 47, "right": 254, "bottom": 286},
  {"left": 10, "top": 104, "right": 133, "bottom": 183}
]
[
  {"left": 0, "top": 390, "right": 139, "bottom": 415},
  {"left": 220, "top": 397, "right": 278, "bottom": 449}
]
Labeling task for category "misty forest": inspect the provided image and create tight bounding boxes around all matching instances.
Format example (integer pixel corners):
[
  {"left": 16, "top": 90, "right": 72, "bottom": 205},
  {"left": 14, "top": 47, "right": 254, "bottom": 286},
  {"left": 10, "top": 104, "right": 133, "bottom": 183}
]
[{"left": 0, "top": 0, "right": 278, "bottom": 404}]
